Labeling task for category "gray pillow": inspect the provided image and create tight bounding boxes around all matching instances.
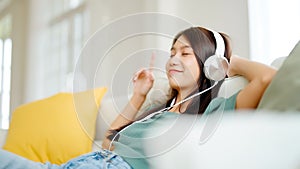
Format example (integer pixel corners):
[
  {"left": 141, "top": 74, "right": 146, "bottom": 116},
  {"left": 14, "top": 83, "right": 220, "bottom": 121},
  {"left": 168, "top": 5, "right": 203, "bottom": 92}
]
[{"left": 258, "top": 41, "right": 300, "bottom": 111}]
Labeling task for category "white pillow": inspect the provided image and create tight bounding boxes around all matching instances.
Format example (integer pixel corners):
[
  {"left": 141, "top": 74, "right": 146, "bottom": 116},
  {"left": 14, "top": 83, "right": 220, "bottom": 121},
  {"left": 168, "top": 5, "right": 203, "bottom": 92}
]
[
  {"left": 218, "top": 56, "right": 287, "bottom": 98},
  {"left": 218, "top": 76, "right": 248, "bottom": 98},
  {"left": 271, "top": 56, "right": 287, "bottom": 69}
]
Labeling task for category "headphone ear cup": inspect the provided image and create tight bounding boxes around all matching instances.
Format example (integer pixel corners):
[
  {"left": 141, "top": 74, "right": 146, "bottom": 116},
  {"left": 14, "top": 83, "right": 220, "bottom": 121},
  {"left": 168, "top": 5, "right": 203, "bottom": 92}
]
[{"left": 204, "top": 55, "right": 229, "bottom": 81}]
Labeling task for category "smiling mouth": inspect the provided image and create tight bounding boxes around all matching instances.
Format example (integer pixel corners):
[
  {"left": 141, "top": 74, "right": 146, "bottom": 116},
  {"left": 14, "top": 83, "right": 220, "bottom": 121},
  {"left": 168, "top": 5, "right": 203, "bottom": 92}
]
[{"left": 168, "top": 69, "right": 183, "bottom": 75}]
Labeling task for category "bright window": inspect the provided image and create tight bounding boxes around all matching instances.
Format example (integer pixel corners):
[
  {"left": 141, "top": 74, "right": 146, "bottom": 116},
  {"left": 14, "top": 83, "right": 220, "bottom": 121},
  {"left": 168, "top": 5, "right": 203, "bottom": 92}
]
[
  {"left": 44, "top": 0, "right": 86, "bottom": 95},
  {"left": 248, "top": 0, "right": 300, "bottom": 64},
  {"left": 0, "top": 15, "right": 12, "bottom": 129}
]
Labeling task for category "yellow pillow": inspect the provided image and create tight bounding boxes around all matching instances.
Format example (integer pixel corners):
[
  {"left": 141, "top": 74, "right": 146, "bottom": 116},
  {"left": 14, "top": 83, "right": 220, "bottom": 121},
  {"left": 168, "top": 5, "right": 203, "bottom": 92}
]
[{"left": 3, "top": 87, "right": 107, "bottom": 164}]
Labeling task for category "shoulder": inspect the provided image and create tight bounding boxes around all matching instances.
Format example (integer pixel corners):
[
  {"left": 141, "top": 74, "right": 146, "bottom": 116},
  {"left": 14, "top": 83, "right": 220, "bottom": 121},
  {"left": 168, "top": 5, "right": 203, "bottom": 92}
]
[{"left": 204, "top": 91, "right": 240, "bottom": 115}]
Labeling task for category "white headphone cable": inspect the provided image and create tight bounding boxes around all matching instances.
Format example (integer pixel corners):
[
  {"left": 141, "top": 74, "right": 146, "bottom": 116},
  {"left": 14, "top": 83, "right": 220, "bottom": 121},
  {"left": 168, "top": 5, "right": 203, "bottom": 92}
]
[{"left": 108, "top": 81, "right": 218, "bottom": 151}]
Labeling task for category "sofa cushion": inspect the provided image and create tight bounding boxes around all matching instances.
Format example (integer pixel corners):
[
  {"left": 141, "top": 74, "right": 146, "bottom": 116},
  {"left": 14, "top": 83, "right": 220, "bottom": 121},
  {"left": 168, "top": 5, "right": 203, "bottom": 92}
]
[
  {"left": 3, "top": 87, "right": 107, "bottom": 164},
  {"left": 258, "top": 41, "right": 300, "bottom": 111},
  {"left": 218, "top": 75, "right": 248, "bottom": 98}
]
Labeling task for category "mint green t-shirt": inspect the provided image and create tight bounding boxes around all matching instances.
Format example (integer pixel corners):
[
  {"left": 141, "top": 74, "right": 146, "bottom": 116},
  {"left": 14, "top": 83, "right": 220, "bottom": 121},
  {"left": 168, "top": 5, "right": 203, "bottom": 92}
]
[{"left": 113, "top": 92, "right": 239, "bottom": 169}]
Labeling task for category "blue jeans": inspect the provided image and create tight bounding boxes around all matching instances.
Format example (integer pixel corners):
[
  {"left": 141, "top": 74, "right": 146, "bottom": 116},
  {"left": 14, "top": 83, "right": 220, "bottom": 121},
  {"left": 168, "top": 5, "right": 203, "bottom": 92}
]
[{"left": 0, "top": 149, "right": 132, "bottom": 169}]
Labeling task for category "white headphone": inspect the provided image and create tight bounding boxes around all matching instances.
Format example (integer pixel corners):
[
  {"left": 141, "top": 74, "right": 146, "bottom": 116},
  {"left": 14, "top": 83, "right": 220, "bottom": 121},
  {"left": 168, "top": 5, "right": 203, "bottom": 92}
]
[
  {"left": 108, "top": 28, "right": 229, "bottom": 151},
  {"left": 203, "top": 29, "right": 229, "bottom": 81}
]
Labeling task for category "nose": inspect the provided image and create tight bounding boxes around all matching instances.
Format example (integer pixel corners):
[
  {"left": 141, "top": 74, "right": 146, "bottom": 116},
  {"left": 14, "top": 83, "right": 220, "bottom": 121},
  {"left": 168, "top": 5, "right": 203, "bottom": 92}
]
[{"left": 169, "top": 54, "right": 180, "bottom": 66}]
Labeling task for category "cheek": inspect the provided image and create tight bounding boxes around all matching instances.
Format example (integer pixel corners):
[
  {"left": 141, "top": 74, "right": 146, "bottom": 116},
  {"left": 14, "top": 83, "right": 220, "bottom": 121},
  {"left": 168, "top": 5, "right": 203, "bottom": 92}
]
[
  {"left": 184, "top": 59, "right": 200, "bottom": 80},
  {"left": 193, "top": 63, "right": 200, "bottom": 80},
  {"left": 165, "top": 60, "right": 169, "bottom": 70}
]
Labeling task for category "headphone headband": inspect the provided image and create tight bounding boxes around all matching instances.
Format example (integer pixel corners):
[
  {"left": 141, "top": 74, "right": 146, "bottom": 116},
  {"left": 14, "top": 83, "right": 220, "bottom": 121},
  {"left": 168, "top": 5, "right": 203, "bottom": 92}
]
[
  {"left": 203, "top": 28, "right": 228, "bottom": 81},
  {"left": 207, "top": 28, "right": 225, "bottom": 56}
]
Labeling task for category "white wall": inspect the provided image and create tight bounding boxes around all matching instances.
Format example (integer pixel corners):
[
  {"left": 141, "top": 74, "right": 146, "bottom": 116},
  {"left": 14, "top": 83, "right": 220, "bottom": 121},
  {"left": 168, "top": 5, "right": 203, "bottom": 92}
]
[
  {"left": 78, "top": 0, "right": 249, "bottom": 98},
  {"left": 23, "top": 0, "right": 50, "bottom": 103},
  {"left": 13, "top": 0, "right": 250, "bottom": 108},
  {"left": 155, "top": 0, "right": 250, "bottom": 58}
]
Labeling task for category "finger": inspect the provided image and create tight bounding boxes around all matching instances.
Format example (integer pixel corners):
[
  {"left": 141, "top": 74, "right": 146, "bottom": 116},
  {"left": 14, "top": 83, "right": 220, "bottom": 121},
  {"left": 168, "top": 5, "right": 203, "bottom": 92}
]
[
  {"left": 133, "top": 69, "right": 146, "bottom": 82},
  {"left": 149, "top": 73, "right": 155, "bottom": 81},
  {"left": 132, "top": 72, "right": 139, "bottom": 82},
  {"left": 149, "top": 52, "right": 156, "bottom": 72},
  {"left": 134, "top": 69, "right": 143, "bottom": 77}
]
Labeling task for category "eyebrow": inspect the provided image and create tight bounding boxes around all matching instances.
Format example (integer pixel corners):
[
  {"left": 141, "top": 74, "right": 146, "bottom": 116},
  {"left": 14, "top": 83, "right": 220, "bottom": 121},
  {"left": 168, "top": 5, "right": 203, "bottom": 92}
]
[{"left": 170, "top": 45, "right": 192, "bottom": 51}]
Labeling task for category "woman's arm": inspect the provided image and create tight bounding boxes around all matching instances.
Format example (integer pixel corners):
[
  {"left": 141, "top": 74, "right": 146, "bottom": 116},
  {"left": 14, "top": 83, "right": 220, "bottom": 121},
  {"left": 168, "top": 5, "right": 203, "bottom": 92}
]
[
  {"left": 102, "top": 55, "right": 155, "bottom": 150},
  {"left": 102, "top": 69, "right": 154, "bottom": 149},
  {"left": 101, "top": 95, "right": 146, "bottom": 150},
  {"left": 227, "top": 55, "right": 277, "bottom": 109}
]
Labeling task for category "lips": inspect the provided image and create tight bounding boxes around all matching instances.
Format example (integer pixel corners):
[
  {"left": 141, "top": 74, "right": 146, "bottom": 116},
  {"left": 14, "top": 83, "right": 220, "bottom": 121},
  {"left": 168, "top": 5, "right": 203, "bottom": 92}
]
[{"left": 168, "top": 69, "right": 183, "bottom": 75}]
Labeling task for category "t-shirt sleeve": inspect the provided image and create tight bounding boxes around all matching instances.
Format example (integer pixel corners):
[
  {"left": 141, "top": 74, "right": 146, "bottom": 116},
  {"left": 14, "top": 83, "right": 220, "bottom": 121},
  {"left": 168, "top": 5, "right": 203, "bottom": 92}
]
[{"left": 203, "top": 91, "right": 240, "bottom": 115}]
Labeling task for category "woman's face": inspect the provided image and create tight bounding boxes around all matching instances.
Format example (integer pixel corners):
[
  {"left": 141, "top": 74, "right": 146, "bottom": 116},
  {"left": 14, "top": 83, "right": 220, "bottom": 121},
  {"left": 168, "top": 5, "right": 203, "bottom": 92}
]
[{"left": 166, "top": 35, "right": 200, "bottom": 92}]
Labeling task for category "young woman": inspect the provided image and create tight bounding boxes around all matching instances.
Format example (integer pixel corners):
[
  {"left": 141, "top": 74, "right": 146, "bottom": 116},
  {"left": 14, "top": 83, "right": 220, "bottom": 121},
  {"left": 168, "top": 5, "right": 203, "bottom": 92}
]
[{"left": 0, "top": 27, "right": 276, "bottom": 169}]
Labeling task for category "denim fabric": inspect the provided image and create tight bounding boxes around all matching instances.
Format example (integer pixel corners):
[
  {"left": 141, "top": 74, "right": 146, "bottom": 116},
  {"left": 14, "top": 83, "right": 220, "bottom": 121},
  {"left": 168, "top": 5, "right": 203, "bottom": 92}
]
[
  {"left": 0, "top": 149, "right": 132, "bottom": 169},
  {"left": 0, "top": 149, "right": 57, "bottom": 169},
  {"left": 61, "top": 149, "right": 132, "bottom": 169}
]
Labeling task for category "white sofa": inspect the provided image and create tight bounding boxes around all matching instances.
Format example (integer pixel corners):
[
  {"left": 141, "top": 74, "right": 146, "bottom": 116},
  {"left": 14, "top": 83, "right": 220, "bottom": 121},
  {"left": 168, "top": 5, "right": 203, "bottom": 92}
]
[
  {"left": 2, "top": 57, "right": 300, "bottom": 168},
  {"left": 0, "top": 75, "right": 248, "bottom": 153},
  {"left": 143, "top": 111, "right": 300, "bottom": 169}
]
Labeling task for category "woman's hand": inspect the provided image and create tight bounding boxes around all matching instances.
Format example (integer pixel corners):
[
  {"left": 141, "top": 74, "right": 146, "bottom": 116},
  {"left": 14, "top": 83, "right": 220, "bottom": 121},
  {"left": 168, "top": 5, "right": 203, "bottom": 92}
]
[
  {"left": 132, "top": 53, "right": 155, "bottom": 97},
  {"left": 227, "top": 54, "right": 277, "bottom": 109},
  {"left": 226, "top": 55, "right": 239, "bottom": 77},
  {"left": 102, "top": 53, "right": 156, "bottom": 150}
]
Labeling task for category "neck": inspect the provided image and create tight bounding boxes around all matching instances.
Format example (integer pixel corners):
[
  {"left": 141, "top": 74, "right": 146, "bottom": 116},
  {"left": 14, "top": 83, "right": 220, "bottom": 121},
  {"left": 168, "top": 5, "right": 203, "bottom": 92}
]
[
  {"left": 170, "top": 87, "right": 197, "bottom": 113},
  {"left": 176, "top": 85, "right": 198, "bottom": 102}
]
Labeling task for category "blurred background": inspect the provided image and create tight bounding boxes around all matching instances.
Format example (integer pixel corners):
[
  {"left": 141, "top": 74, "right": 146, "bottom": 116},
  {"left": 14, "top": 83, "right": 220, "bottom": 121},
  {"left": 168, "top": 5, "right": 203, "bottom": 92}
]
[{"left": 0, "top": 0, "right": 299, "bottom": 129}]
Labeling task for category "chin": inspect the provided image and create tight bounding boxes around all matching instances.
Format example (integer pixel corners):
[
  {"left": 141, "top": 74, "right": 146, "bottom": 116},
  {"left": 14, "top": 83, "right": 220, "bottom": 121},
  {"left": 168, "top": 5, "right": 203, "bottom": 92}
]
[
  {"left": 168, "top": 79, "right": 199, "bottom": 93},
  {"left": 168, "top": 77, "right": 179, "bottom": 89},
  {"left": 168, "top": 82, "right": 179, "bottom": 91}
]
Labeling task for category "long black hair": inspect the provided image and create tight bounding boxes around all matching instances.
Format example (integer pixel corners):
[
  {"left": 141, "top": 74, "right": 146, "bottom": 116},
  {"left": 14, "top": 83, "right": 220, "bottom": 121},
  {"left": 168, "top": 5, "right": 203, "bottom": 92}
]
[{"left": 107, "top": 27, "right": 232, "bottom": 140}]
